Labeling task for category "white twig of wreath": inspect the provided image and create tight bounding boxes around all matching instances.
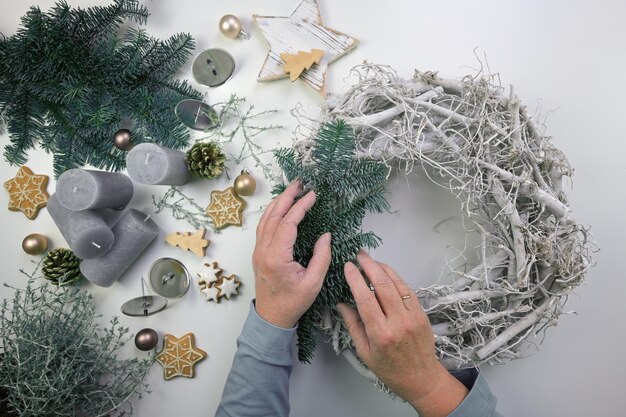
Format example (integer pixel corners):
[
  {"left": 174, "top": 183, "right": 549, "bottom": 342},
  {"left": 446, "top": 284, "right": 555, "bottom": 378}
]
[{"left": 293, "top": 63, "right": 594, "bottom": 390}]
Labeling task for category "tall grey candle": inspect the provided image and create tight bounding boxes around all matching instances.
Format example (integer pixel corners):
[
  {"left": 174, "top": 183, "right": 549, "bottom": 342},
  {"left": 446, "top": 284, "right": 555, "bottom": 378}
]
[
  {"left": 126, "top": 143, "right": 191, "bottom": 185},
  {"left": 56, "top": 169, "right": 133, "bottom": 210},
  {"left": 80, "top": 209, "right": 160, "bottom": 287},
  {"left": 47, "top": 194, "right": 115, "bottom": 259}
]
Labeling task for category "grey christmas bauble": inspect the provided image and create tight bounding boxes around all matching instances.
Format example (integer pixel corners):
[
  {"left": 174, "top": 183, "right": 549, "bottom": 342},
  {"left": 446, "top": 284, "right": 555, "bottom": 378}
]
[
  {"left": 113, "top": 129, "right": 133, "bottom": 151},
  {"left": 134, "top": 328, "right": 159, "bottom": 351}
]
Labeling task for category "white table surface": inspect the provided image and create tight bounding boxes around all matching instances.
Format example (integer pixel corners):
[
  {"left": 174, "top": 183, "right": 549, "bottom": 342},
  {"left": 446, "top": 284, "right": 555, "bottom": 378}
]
[{"left": 1, "top": 1, "right": 625, "bottom": 416}]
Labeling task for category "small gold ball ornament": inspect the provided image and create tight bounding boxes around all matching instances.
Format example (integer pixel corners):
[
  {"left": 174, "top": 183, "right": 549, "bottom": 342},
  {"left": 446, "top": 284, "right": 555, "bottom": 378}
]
[
  {"left": 113, "top": 129, "right": 133, "bottom": 151},
  {"left": 233, "top": 170, "right": 256, "bottom": 196},
  {"left": 22, "top": 233, "right": 49, "bottom": 255},
  {"left": 219, "top": 14, "right": 249, "bottom": 39}
]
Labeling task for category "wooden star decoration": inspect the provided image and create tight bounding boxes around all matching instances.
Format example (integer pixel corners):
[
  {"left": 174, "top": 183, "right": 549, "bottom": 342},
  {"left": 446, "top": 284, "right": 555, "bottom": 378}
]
[
  {"left": 156, "top": 333, "right": 207, "bottom": 380},
  {"left": 253, "top": 0, "right": 359, "bottom": 96},
  {"left": 3, "top": 166, "right": 49, "bottom": 219},
  {"left": 205, "top": 187, "right": 246, "bottom": 230}
]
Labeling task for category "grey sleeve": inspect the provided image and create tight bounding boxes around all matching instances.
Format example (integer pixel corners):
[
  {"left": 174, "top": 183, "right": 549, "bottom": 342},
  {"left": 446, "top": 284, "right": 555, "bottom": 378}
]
[
  {"left": 215, "top": 302, "right": 296, "bottom": 417},
  {"left": 447, "top": 371, "right": 504, "bottom": 417}
]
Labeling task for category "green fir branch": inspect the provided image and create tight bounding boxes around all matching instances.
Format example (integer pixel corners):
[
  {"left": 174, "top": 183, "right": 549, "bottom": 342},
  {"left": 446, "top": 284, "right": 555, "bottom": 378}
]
[
  {"left": 0, "top": 0, "right": 199, "bottom": 177},
  {"left": 273, "top": 120, "right": 389, "bottom": 362}
]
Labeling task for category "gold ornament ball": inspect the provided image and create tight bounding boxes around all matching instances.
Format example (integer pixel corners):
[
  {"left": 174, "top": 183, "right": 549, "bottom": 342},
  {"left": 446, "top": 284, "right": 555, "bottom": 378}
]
[
  {"left": 219, "top": 14, "right": 243, "bottom": 39},
  {"left": 22, "top": 233, "right": 49, "bottom": 255},
  {"left": 135, "top": 328, "right": 159, "bottom": 351},
  {"left": 113, "top": 129, "right": 133, "bottom": 151},
  {"left": 234, "top": 170, "right": 256, "bottom": 196}
]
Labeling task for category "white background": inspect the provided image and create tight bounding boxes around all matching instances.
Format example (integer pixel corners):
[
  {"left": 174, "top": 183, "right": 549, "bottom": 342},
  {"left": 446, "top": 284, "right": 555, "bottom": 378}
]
[{"left": 0, "top": 1, "right": 624, "bottom": 416}]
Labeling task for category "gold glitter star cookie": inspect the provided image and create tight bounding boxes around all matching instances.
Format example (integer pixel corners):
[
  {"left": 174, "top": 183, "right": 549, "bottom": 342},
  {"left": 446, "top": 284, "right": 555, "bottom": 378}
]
[
  {"left": 205, "top": 187, "right": 246, "bottom": 230},
  {"left": 3, "top": 166, "right": 49, "bottom": 219},
  {"left": 156, "top": 333, "right": 207, "bottom": 380}
]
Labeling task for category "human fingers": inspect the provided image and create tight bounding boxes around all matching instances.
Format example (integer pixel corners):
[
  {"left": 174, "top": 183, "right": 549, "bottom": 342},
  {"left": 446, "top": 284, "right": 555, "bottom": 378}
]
[
  {"left": 271, "top": 191, "right": 316, "bottom": 254},
  {"left": 258, "top": 181, "right": 302, "bottom": 246},
  {"left": 336, "top": 303, "right": 370, "bottom": 355},
  {"left": 302, "top": 232, "right": 332, "bottom": 289},
  {"left": 356, "top": 250, "right": 403, "bottom": 316},
  {"left": 378, "top": 262, "right": 421, "bottom": 311},
  {"left": 344, "top": 262, "right": 384, "bottom": 330},
  {"left": 256, "top": 198, "right": 277, "bottom": 242}
]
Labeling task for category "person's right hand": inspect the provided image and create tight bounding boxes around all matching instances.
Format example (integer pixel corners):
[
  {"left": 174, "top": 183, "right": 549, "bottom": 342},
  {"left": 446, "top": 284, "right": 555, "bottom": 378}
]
[{"left": 337, "top": 251, "right": 468, "bottom": 417}]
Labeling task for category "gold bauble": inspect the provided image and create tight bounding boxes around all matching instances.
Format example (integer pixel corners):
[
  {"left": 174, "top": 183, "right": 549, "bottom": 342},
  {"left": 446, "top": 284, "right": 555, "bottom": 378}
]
[
  {"left": 22, "top": 233, "right": 49, "bottom": 255},
  {"left": 233, "top": 170, "right": 256, "bottom": 196},
  {"left": 219, "top": 14, "right": 243, "bottom": 39}
]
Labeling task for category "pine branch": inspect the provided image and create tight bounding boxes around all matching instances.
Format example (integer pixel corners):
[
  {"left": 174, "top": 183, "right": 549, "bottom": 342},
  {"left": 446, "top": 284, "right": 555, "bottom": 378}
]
[
  {"left": 0, "top": 0, "right": 200, "bottom": 177},
  {"left": 273, "top": 120, "right": 389, "bottom": 362}
]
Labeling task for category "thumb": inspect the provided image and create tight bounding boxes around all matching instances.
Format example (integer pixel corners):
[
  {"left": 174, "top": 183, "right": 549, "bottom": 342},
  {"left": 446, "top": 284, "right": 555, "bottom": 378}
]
[
  {"left": 337, "top": 303, "right": 369, "bottom": 355},
  {"left": 304, "top": 232, "right": 332, "bottom": 288}
]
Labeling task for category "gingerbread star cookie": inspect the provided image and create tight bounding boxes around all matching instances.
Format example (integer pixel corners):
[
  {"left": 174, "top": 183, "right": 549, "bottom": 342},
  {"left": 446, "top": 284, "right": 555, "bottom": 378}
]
[
  {"left": 3, "top": 166, "right": 49, "bottom": 219},
  {"left": 197, "top": 261, "right": 223, "bottom": 287},
  {"left": 200, "top": 284, "right": 221, "bottom": 303},
  {"left": 216, "top": 274, "right": 241, "bottom": 300},
  {"left": 205, "top": 187, "right": 246, "bottom": 230},
  {"left": 156, "top": 333, "right": 207, "bottom": 380}
]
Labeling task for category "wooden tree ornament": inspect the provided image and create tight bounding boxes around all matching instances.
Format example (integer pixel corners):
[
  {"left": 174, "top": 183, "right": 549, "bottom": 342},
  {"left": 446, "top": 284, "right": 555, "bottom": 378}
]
[
  {"left": 165, "top": 229, "right": 210, "bottom": 257},
  {"left": 281, "top": 49, "right": 324, "bottom": 81}
]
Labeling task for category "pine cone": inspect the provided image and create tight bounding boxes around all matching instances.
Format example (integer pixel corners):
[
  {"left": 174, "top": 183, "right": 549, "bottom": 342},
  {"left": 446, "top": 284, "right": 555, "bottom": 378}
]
[
  {"left": 185, "top": 142, "right": 226, "bottom": 179},
  {"left": 42, "top": 248, "right": 82, "bottom": 286}
]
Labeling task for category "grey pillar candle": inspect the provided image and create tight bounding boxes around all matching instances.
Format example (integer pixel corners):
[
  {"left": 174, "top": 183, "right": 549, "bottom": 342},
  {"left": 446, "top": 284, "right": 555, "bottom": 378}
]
[
  {"left": 47, "top": 194, "right": 115, "bottom": 259},
  {"left": 80, "top": 209, "right": 160, "bottom": 287},
  {"left": 56, "top": 169, "right": 133, "bottom": 210},
  {"left": 126, "top": 143, "right": 191, "bottom": 185}
]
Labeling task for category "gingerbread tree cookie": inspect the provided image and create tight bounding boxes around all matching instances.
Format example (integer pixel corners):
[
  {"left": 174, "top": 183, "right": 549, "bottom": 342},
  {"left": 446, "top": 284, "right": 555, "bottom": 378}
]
[
  {"left": 156, "top": 333, "right": 207, "bottom": 380},
  {"left": 205, "top": 187, "right": 246, "bottom": 230},
  {"left": 3, "top": 166, "right": 49, "bottom": 219}
]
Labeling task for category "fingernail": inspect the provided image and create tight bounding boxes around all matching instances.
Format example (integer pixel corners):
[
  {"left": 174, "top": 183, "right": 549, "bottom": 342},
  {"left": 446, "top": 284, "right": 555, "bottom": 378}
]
[
  {"left": 322, "top": 232, "right": 331, "bottom": 242},
  {"left": 357, "top": 248, "right": 368, "bottom": 257},
  {"left": 344, "top": 262, "right": 357, "bottom": 273}
]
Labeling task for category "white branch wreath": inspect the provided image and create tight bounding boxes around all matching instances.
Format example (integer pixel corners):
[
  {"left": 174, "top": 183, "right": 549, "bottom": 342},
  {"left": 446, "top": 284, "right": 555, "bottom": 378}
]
[{"left": 293, "top": 63, "right": 594, "bottom": 389}]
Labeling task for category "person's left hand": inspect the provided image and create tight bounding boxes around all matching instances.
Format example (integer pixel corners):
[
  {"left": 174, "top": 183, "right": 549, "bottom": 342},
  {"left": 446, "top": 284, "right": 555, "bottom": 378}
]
[{"left": 253, "top": 181, "right": 332, "bottom": 329}]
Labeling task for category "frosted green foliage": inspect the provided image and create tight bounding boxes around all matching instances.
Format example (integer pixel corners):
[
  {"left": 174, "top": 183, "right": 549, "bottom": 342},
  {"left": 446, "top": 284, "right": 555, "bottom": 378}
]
[
  {"left": 0, "top": 0, "right": 201, "bottom": 177},
  {"left": 274, "top": 120, "right": 390, "bottom": 362},
  {"left": 0, "top": 267, "right": 153, "bottom": 417}
]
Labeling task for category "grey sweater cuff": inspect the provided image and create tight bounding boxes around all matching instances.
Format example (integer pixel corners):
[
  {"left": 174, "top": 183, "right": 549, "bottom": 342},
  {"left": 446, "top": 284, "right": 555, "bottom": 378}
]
[
  {"left": 447, "top": 372, "right": 498, "bottom": 417},
  {"left": 239, "top": 301, "right": 297, "bottom": 365}
]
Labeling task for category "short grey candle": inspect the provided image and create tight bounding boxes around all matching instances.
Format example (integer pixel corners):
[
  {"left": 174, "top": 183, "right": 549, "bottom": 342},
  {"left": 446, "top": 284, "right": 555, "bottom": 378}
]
[
  {"left": 80, "top": 209, "right": 160, "bottom": 287},
  {"left": 56, "top": 169, "right": 133, "bottom": 210},
  {"left": 47, "top": 194, "right": 115, "bottom": 259},
  {"left": 126, "top": 143, "right": 191, "bottom": 185}
]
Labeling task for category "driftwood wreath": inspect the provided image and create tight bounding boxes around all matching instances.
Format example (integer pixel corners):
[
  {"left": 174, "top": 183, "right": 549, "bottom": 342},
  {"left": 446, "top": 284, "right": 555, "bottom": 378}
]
[{"left": 287, "top": 63, "right": 593, "bottom": 389}]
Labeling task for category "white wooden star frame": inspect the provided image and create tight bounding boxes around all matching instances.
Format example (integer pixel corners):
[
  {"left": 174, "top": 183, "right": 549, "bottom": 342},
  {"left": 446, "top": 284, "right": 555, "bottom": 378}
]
[{"left": 252, "top": 0, "right": 359, "bottom": 96}]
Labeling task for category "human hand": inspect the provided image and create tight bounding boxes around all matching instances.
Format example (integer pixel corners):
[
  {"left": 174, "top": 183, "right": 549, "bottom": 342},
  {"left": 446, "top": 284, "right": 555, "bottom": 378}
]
[
  {"left": 253, "top": 181, "right": 332, "bottom": 329},
  {"left": 337, "top": 251, "right": 468, "bottom": 417}
]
